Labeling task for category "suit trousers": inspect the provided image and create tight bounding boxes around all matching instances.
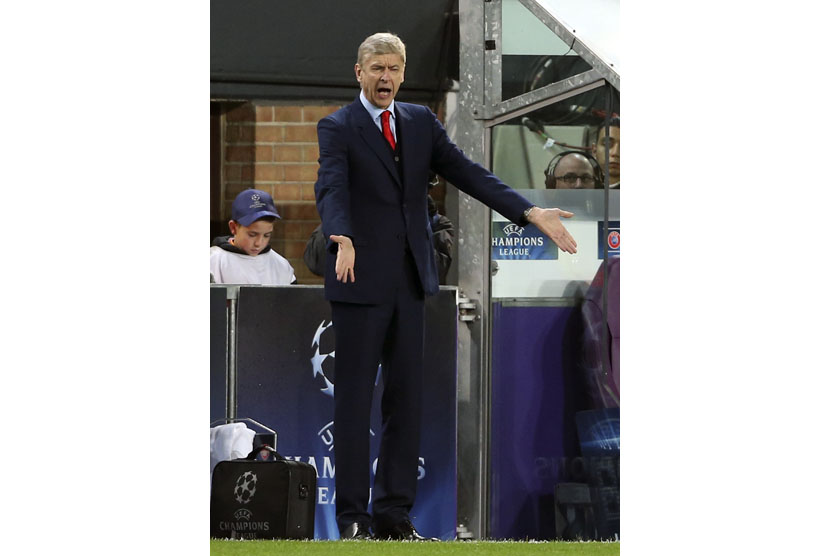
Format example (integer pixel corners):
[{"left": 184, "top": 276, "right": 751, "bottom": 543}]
[{"left": 330, "top": 249, "right": 425, "bottom": 532}]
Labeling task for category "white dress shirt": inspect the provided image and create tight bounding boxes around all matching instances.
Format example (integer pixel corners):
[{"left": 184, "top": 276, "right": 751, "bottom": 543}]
[{"left": 359, "top": 90, "right": 397, "bottom": 143}]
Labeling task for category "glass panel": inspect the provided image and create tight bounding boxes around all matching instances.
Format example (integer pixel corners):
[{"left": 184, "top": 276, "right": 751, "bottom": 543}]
[
  {"left": 501, "top": 0, "right": 592, "bottom": 102},
  {"left": 490, "top": 85, "right": 619, "bottom": 299},
  {"left": 533, "top": 0, "right": 620, "bottom": 69},
  {"left": 491, "top": 190, "right": 618, "bottom": 298},
  {"left": 488, "top": 4, "right": 620, "bottom": 539}
]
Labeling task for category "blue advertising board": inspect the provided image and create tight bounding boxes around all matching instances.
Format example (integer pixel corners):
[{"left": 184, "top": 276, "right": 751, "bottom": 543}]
[
  {"left": 492, "top": 221, "right": 559, "bottom": 260},
  {"left": 228, "top": 286, "right": 458, "bottom": 540}
]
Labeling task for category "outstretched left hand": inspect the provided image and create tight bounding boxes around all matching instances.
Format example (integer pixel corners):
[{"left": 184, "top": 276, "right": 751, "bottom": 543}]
[{"left": 527, "top": 207, "right": 577, "bottom": 254}]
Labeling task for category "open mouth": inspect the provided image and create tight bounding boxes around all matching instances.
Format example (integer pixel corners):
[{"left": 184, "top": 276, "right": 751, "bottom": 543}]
[{"left": 377, "top": 87, "right": 392, "bottom": 98}]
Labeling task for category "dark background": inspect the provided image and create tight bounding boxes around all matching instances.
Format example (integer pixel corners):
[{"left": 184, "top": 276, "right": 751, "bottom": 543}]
[{"left": 210, "top": 0, "right": 459, "bottom": 103}]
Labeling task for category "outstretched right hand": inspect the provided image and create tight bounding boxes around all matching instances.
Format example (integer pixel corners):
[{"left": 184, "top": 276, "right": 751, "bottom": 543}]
[{"left": 330, "top": 235, "right": 355, "bottom": 283}]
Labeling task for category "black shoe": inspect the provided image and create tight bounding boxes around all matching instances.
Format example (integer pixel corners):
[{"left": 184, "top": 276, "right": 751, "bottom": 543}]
[
  {"left": 340, "top": 522, "right": 373, "bottom": 540},
  {"left": 374, "top": 519, "right": 438, "bottom": 541}
]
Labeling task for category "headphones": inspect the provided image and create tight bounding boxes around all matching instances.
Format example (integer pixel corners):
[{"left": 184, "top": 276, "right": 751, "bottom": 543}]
[{"left": 543, "top": 150, "right": 604, "bottom": 189}]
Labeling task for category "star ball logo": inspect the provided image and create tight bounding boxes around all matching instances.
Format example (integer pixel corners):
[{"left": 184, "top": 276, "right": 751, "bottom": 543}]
[
  {"left": 310, "top": 320, "right": 336, "bottom": 397},
  {"left": 248, "top": 192, "right": 267, "bottom": 210},
  {"left": 310, "top": 320, "right": 337, "bottom": 452},
  {"left": 234, "top": 471, "right": 257, "bottom": 504},
  {"left": 309, "top": 319, "right": 379, "bottom": 453}
]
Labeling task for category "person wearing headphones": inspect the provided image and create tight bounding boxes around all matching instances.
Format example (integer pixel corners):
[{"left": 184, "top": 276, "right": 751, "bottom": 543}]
[{"left": 544, "top": 151, "right": 603, "bottom": 190}]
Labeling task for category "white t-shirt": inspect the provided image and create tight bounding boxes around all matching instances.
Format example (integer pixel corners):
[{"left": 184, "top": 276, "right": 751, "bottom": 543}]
[{"left": 210, "top": 246, "right": 296, "bottom": 285}]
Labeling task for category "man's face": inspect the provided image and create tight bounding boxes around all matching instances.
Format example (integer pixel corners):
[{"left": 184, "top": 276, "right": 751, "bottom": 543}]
[
  {"left": 229, "top": 219, "right": 274, "bottom": 256},
  {"left": 549, "top": 153, "right": 596, "bottom": 189},
  {"left": 593, "top": 125, "right": 620, "bottom": 182},
  {"left": 355, "top": 53, "right": 405, "bottom": 109}
]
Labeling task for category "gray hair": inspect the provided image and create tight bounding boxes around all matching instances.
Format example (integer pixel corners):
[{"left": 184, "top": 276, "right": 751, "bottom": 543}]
[{"left": 356, "top": 32, "right": 406, "bottom": 67}]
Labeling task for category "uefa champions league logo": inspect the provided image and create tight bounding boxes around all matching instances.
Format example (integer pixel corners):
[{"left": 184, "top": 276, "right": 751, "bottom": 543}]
[
  {"left": 234, "top": 471, "right": 257, "bottom": 504},
  {"left": 248, "top": 192, "right": 266, "bottom": 209}
]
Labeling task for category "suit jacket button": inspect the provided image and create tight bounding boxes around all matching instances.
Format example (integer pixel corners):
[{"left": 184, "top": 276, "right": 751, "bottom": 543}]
[{"left": 394, "top": 156, "right": 400, "bottom": 162}]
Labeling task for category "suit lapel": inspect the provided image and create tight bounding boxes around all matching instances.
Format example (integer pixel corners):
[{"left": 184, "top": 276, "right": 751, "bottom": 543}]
[{"left": 350, "top": 99, "right": 402, "bottom": 188}]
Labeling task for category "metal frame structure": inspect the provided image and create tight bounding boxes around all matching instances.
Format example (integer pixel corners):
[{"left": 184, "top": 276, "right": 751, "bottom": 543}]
[
  {"left": 223, "top": 285, "right": 240, "bottom": 421},
  {"left": 453, "top": 0, "right": 619, "bottom": 539}
]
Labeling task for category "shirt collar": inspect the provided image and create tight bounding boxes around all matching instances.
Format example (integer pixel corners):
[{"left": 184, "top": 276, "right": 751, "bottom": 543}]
[{"left": 359, "top": 90, "right": 395, "bottom": 123}]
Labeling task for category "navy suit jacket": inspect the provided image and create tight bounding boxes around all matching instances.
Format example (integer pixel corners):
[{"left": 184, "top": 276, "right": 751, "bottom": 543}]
[{"left": 314, "top": 97, "right": 533, "bottom": 304}]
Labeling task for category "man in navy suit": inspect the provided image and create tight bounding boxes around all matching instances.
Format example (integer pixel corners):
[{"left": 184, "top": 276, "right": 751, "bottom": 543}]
[{"left": 314, "top": 32, "right": 578, "bottom": 541}]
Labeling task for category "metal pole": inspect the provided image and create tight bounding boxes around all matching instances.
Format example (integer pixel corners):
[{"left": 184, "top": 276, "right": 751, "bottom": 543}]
[
  {"left": 226, "top": 286, "right": 239, "bottom": 421},
  {"left": 456, "top": 0, "right": 490, "bottom": 539},
  {"left": 602, "top": 85, "right": 611, "bottom": 386}
]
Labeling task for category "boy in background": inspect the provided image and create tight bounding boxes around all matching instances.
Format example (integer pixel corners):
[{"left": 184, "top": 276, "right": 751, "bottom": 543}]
[{"left": 210, "top": 189, "right": 296, "bottom": 285}]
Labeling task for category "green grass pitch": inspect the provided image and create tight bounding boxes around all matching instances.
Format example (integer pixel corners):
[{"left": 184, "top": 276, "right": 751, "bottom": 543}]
[{"left": 210, "top": 539, "right": 620, "bottom": 555}]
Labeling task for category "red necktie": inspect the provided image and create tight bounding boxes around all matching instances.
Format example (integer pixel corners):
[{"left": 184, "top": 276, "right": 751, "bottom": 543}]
[{"left": 381, "top": 110, "right": 396, "bottom": 150}]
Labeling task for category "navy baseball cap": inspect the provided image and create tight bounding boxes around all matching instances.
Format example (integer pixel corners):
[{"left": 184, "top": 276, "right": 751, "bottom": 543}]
[{"left": 231, "top": 189, "right": 281, "bottom": 226}]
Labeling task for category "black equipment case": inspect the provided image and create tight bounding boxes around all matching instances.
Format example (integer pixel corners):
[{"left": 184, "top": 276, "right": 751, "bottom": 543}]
[{"left": 210, "top": 449, "right": 316, "bottom": 540}]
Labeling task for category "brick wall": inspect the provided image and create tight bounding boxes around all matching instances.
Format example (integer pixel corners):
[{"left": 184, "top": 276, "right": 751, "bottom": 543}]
[{"left": 221, "top": 101, "right": 345, "bottom": 284}]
